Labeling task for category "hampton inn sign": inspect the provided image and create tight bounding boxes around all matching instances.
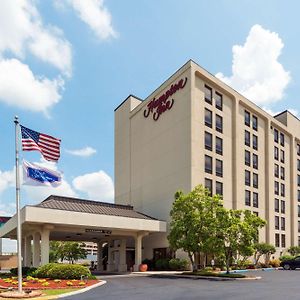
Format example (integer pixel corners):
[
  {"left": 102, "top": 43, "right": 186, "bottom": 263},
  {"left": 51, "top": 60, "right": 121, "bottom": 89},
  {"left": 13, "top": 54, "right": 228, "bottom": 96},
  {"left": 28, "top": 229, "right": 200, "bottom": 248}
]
[{"left": 143, "top": 77, "right": 187, "bottom": 121}]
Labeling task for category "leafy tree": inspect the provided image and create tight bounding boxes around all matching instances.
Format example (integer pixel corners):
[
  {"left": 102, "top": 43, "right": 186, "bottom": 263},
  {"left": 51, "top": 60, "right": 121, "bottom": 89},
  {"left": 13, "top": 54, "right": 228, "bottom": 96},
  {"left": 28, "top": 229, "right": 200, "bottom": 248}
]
[
  {"left": 288, "top": 246, "right": 300, "bottom": 256},
  {"left": 254, "top": 243, "right": 276, "bottom": 266}
]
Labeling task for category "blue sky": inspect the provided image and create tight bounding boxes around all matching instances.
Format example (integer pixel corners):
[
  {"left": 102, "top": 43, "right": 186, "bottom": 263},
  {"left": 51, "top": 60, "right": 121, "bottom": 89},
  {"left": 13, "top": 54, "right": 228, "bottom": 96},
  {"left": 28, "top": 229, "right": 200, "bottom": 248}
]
[{"left": 1, "top": 0, "right": 300, "bottom": 251}]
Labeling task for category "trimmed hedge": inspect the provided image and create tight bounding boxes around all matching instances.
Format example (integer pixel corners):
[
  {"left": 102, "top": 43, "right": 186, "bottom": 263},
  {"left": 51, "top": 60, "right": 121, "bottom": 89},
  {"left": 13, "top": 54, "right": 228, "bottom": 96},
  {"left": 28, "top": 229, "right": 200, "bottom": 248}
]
[
  {"left": 10, "top": 267, "right": 37, "bottom": 276},
  {"left": 34, "top": 263, "right": 91, "bottom": 279},
  {"left": 169, "top": 258, "right": 189, "bottom": 271}
]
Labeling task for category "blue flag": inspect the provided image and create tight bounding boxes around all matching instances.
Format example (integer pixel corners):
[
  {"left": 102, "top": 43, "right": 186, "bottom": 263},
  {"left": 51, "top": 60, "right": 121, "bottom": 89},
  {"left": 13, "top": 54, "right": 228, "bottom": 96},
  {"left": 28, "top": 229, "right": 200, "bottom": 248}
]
[{"left": 22, "top": 160, "right": 62, "bottom": 187}]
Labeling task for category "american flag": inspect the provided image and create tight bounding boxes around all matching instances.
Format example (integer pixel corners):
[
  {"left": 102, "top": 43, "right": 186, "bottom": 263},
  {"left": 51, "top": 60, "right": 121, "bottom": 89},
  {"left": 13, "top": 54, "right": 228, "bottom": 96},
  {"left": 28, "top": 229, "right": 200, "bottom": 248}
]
[{"left": 20, "top": 125, "right": 61, "bottom": 162}]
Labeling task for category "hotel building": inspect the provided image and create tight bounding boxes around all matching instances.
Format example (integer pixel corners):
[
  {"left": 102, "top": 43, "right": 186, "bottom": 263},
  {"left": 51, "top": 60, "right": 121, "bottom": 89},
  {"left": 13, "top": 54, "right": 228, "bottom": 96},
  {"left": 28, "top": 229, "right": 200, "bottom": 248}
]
[{"left": 115, "top": 59, "right": 300, "bottom": 259}]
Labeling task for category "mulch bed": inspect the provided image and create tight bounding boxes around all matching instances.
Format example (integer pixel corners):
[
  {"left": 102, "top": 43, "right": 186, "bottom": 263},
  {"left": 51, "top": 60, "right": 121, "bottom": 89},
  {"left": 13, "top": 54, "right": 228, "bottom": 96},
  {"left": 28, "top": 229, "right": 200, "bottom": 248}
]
[{"left": 0, "top": 278, "right": 99, "bottom": 290}]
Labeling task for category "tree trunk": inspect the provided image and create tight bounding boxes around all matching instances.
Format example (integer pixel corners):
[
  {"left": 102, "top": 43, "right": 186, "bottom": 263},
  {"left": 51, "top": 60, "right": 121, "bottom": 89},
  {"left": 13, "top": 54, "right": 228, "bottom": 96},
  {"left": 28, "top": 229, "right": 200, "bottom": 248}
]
[{"left": 188, "top": 252, "right": 196, "bottom": 272}]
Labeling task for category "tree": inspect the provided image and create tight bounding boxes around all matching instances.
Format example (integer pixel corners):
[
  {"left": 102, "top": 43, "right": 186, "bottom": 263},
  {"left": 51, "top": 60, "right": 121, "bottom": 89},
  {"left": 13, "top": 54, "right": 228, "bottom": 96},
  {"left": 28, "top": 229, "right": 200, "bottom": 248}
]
[
  {"left": 253, "top": 243, "right": 276, "bottom": 266},
  {"left": 168, "top": 185, "right": 223, "bottom": 270},
  {"left": 288, "top": 246, "right": 300, "bottom": 256}
]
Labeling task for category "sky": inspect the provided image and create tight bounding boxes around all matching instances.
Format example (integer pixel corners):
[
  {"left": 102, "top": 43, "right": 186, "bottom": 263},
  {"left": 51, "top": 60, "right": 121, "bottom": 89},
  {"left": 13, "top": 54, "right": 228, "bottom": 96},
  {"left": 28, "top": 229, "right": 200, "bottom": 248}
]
[{"left": 1, "top": 0, "right": 300, "bottom": 251}]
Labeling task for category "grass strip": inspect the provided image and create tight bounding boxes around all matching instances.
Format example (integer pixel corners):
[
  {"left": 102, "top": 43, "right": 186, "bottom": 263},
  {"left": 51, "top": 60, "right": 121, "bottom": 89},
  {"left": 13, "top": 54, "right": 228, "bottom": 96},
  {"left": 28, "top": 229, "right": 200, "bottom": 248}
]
[{"left": 43, "top": 288, "right": 80, "bottom": 296}]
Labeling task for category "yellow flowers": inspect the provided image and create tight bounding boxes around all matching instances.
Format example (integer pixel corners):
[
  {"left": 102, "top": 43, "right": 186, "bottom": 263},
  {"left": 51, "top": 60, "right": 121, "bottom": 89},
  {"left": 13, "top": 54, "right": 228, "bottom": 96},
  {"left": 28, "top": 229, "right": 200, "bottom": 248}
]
[
  {"left": 54, "top": 279, "right": 61, "bottom": 283},
  {"left": 42, "top": 282, "right": 50, "bottom": 287},
  {"left": 66, "top": 281, "right": 73, "bottom": 286},
  {"left": 78, "top": 281, "right": 86, "bottom": 286}
]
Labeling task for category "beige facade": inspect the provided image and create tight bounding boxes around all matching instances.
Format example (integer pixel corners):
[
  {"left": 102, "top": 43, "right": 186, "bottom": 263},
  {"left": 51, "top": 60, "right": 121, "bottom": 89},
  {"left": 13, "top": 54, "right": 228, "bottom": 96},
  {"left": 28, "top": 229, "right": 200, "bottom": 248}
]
[{"left": 115, "top": 59, "right": 300, "bottom": 259}]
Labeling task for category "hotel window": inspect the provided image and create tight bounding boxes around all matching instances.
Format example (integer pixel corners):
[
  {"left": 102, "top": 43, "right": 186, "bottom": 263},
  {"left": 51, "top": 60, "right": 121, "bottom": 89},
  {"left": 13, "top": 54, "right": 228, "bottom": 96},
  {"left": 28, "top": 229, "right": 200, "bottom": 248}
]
[
  {"left": 274, "top": 146, "right": 279, "bottom": 160},
  {"left": 281, "top": 217, "right": 285, "bottom": 231},
  {"left": 297, "top": 144, "right": 300, "bottom": 156},
  {"left": 216, "top": 181, "right": 223, "bottom": 196},
  {"left": 205, "top": 155, "right": 212, "bottom": 174},
  {"left": 205, "top": 108, "right": 212, "bottom": 128},
  {"left": 298, "top": 190, "right": 300, "bottom": 202},
  {"left": 253, "top": 173, "right": 258, "bottom": 188},
  {"left": 253, "top": 115, "right": 258, "bottom": 131},
  {"left": 280, "top": 133, "right": 285, "bottom": 147},
  {"left": 280, "top": 150, "right": 285, "bottom": 163},
  {"left": 253, "top": 211, "right": 259, "bottom": 216},
  {"left": 253, "top": 134, "right": 258, "bottom": 150},
  {"left": 245, "top": 110, "right": 251, "bottom": 126},
  {"left": 216, "top": 114, "right": 223, "bottom": 133},
  {"left": 274, "top": 129, "right": 279, "bottom": 143},
  {"left": 275, "top": 233, "right": 280, "bottom": 247},
  {"left": 275, "top": 181, "right": 279, "bottom": 195},
  {"left": 205, "top": 178, "right": 213, "bottom": 196},
  {"left": 245, "top": 130, "right": 250, "bottom": 146},
  {"left": 298, "top": 205, "right": 300, "bottom": 218},
  {"left": 216, "top": 159, "right": 223, "bottom": 177},
  {"left": 204, "top": 85, "right": 212, "bottom": 104},
  {"left": 253, "top": 154, "right": 258, "bottom": 169},
  {"left": 281, "top": 183, "right": 285, "bottom": 197},
  {"left": 280, "top": 166, "right": 285, "bottom": 180},
  {"left": 298, "top": 159, "right": 300, "bottom": 172},
  {"left": 245, "top": 170, "right": 251, "bottom": 186},
  {"left": 281, "top": 200, "right": 285, "bottom": 214},
  {"left": 215, "top": 92, "right": 223, "bottom": 110},
  {"left": 216, "top": 137, "right": 223, "bottom": 155},
  {"left": 275, "top": 216, "right": 279, "bottom": 230},
  {"left": 205, "top": 132, "right": 213, "bottom": 151},
  {"left": 298, "top": 221, "right": 300, "bottom": 233},
  {"left": 245, "top": 150, "right": 251, "bottom": 166},
  {"left": 281, "top": 234, "right": 286, "bottom": 248},
  {"left": 245, "top": 190, "right": 251, "bottom": 206},
  {"left": 274, "top": 164, "right": 279, "bottom": 178},
  {"left": 253, "top": 192, "right": 259, "bottom": 208},
  {"left": 299, "top": 236, "right": 300, "bottom": 246},
  {"left": 275, "top": 199, "right": 279, "bottom": 212},
  {"left": 298, "top": 175, "right": 300, "bottom": 187}
]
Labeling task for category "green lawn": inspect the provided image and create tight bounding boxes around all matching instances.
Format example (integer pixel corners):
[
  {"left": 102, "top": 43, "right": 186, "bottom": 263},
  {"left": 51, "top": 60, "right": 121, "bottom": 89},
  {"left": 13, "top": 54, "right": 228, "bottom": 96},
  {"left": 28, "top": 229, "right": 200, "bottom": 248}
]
[
  {"left": 43, "top": 288, "right": 80, "bottom": 296},
  {"left": 183, "top": 271, "right": 246, "bottom": 278}
]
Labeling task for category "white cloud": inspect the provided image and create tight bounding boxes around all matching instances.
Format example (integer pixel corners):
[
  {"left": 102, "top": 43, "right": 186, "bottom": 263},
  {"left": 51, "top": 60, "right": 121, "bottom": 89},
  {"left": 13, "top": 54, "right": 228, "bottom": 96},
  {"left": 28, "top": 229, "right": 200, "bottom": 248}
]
[
  {"left": 0, "top": 58, "right": 63, "bottom": 115},
  {"left": 0, "top": 169, "right": 15, "bottom": 194},
  {"left": 216, "top": 24, "right": 290, "bottom": 106},
  {"left": 72, "top": 170, "right": 114, "bottom": 203},
  {"left": 66, "top": 146, "right": 97, "bottom": 157},
  {"left": 66, "top": 0, "right": 117, "bottom": 40}
]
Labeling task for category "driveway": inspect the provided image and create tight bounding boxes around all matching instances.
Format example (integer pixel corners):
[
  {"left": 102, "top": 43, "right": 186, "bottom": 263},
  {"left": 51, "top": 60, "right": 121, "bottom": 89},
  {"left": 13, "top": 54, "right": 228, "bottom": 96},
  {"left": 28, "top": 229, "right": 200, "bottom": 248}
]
[{"left": 64, "top": 270, "right": 300, "bottom": 300}]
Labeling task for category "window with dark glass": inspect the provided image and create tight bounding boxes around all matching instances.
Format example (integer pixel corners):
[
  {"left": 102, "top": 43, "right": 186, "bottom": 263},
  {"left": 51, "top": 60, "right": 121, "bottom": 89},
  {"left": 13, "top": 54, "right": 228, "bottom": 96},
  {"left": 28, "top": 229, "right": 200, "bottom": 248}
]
[
  {"left": 298, "top": 159, "right": 300, "bottom": 172},
  {"left": 298, "top": 175, "right": 300, "bottom": 187},
  {"left": 245, "top": 150, "right": 251, "bottom": 166},
  {"left": 253, "top": 134, "right": 258, "bottom": 150},
  {"left": 253, "top": 211, "right": 259, "bottom": 216},
  {"left": 275, "top": 216, "right": 279, "bottom": 230},
  {"left": 253, "top": 173, "right": 258, "bottom": 188},
  {"left": 281, "top": 183, "right": 285, "bottom": 197},
  {"left": 205, "top": 155, "right": 212, "bottom": 174},
  {"left": 274, "top": 129, "right": 279, "bottom": 143},
  {"left": 245, "top": 110, "right": 251, "bottom": 126},
  {"left": 274, "top": 164, "right": 279, "bottom": 178},
  {"left": 205, "top": 178, "right": 213, "bottom": 196},
  {"left": 216, "top": 159, "right": 223, "bottom": 177},
  {"left": 216, "top": 137, "right": 223, "bottom": 155},
  {"left": 298, "top": 190, "right": 300, "bottom": 202},
  {"left": 298, "top": 221, "right": 300, "bottom": 233},
  {"left": 275, "top": 181, "right": 279, "bottom": 195},
  {"left": 205, "top": 85, "right": 212, "bottom": 104},
  {"left": 275, "top": 198, "right": 279, "bottom": 212},
  {"left": 216, "top": 114, "right": 223, "bottom": 133},
  {"left": 280, "top": 166, "right": 285, "bottom": 180},
  {"left": 205, "top": 132, "right": 212, "bottom": 151},
  {"left": 253, "top": 115, "right": 258, "bottom": 131},
  {"left": 281, "top": 200, "right": 285, "bottom": 214},
  {"left": 253, "top": 154, "right": 258, "bottom": 169},
  {"left": 253, "top": 192, "right": 258, "bottom": 208},
  {"left": 274, "top": 146, "right": 279, "bottom": 160},
  {"left": 282, "top": 234, "right": 286, "bottom": 248},
  {"left": 245, "top": 170, "right": 251, "bottom": 186},
  {"left": 280, "top": 150, "right": 285, "bottom": 163},
  {"left": 245, "top": 130, "right": 250, "bottom": 146},
  {"left": 297, "top": 144, "right": 300, "bottom": 156},
  {"left": 205, "top": 108, "right": 212, "bottom": 127},
  {"left": 245, "top": 190, "right": 251, "bottom": 206},
  {"left": 216, "top": 181, "right": 223, "bottom": 196},
  {"left": 298, "top": 205, "right": 300, "bottom": 218},
  {"left": 280, "top": 133, "right": 285, "bottom": 147},
  {"left": 298, "top": 236, "right": 300, "bottom": 246},
  {"left": 281, "top": 217, "right": 285, "bottom": 231},
  {"left": 275, "top": 233, "right": 280, "bottom": 247},
  {"left": 215, "top": 92, "right": 222, "bottom": 110}
]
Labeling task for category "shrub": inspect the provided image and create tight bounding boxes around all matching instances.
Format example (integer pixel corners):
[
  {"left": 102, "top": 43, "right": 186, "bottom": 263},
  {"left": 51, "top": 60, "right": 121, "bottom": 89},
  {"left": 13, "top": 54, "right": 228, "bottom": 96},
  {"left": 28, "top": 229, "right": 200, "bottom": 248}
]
[
  {"left": 10, "top": 267, "right": 37, "bottom": 276},
  {"left": 154, "top": 258, "right": 170, "bottom": 270},
  {"left": 169, "top": 258, "right": 189, "bottom": 271},
  {"left": 279, "top": 255, "right": 294, "bottom": 262},
  {"left": 203, "top": 266, "right": 213, "bottom": 272},
  {"left": 269, "top": 259, "right": 280, "bottom": 268},
  {"left": 34, "top": 263, "right": 91, "bottom": 279}
]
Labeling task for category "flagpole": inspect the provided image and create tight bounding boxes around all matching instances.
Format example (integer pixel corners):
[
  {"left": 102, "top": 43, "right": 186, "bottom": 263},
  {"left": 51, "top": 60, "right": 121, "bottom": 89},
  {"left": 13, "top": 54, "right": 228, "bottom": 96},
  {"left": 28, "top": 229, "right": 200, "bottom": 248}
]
[{"left": 14, "top": 116, "right": 23, "bottom": 293}]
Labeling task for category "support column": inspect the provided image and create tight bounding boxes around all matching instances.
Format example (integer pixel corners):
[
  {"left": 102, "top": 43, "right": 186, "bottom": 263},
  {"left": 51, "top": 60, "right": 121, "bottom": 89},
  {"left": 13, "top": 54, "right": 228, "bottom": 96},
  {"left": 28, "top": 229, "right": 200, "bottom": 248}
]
[
  {"left": 107, "top": 240, "right": 115, "bottom": 272},
  {"left": 118, "top": 239, "right": 127, "bottom": 272},
  {"left": 134, "top": 234, "right": 143, "bottom": 271},
  {"left": 24, "top": 235, "right": 32, "bottom": 267},
  {"left": 96, "top": 241, "right": 103, "bottom": 271},
  {"left": 41, "top": 228, "right": 50, "bottom": 266},
  {"left": 32, "top": 232, "right": 40, "bottom": 268}
]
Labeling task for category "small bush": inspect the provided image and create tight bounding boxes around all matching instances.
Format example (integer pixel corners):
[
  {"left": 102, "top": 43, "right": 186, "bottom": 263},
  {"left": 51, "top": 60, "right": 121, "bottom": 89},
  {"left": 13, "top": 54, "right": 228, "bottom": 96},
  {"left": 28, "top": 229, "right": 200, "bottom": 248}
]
[
  {"left": 34, "top": 263, "right": 91, "bottom": 279},
  {"left": 154, "top": 258, "right": 170, "bottom": 270},
  {"left": 279, "top": 255, "right": 294, "bottom": 262},
  {"left": 169, "top": 258, "right": 189, "bottom": 271},
  {"left": 203, "top": 266, "right": 213, "bottom": 272},
  {"left": 269, "top": 259, "right": 280, "bottom": 268},
  {"left": 10, "top": 267, "right": 37, "bottom": 276}
]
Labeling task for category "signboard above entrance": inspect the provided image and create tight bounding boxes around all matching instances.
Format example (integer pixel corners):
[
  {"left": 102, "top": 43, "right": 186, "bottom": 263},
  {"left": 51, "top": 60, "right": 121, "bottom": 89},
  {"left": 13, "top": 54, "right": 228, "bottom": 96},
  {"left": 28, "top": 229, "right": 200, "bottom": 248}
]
[{"left": 143, "top": 77, "right": 187, "bottom": 121}]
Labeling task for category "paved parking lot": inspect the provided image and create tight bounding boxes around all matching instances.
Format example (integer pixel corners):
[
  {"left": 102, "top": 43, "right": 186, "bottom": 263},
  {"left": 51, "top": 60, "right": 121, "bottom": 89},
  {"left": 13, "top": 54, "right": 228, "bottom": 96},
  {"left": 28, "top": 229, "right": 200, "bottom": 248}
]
[{"left": 65, "top": 270, "right": 300, "bottom": 300}]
